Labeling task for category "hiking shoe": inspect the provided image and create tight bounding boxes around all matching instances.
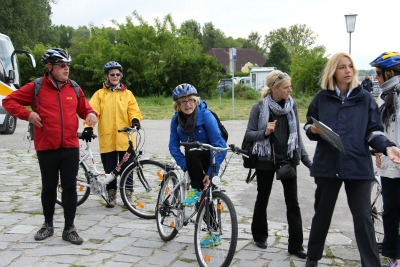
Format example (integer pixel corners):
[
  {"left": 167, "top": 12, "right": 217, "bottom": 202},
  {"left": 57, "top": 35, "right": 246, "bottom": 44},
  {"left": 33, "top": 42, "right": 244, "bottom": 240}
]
[
  {"left": 200, "top": 234, "right": 221, "bottom": 248},
  {"left": 34, "top": 223, "right": 54, "bottom": 241},
  {"left": 125, "top": 190, "right": 135, "bottom": 206},
  {"left": 183, "top": 188, "right": 201, "bottom": 206},
  {"left": 382, "top": 259, "right": 399, "bottom": 267},
  {"left": 62, "top": 225, "right": 83, "bottom": 245},
  {"left": 106, "top": 189, "right": 117, "bottom": 208}
]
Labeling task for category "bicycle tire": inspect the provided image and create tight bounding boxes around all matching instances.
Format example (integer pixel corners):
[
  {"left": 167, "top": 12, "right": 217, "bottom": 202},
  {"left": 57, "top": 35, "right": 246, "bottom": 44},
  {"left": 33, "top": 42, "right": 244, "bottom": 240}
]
[
  {"left": 194, "top": 191, "right": 238, "bottom": 267},
  {"left": 371, "top": 178, "right": 384, "bottom": 246},
  {"left": 120, "top": 159, "right": 166, "bottom": 219},
  {"left": 56, "top": 162, "right": 91, "bottom": 206},
  {"left": 156, "top": 171, "right": 181, "bottom": 241}
]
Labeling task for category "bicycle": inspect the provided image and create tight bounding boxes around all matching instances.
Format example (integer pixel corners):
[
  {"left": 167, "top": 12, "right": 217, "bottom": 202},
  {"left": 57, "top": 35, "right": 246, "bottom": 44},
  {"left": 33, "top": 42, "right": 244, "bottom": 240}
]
[
  {"left": 155, "top": 141, "right": 248, "bottom": 267},
  {"left": 371, "top": 169, "right": 384, "bottom": 251},
  {"left": 56, "top": 126, "right": 169, "bottom": 219}
]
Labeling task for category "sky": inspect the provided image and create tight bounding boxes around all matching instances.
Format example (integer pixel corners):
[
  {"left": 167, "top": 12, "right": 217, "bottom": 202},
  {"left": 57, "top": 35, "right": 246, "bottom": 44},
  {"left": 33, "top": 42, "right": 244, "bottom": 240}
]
[{"left": 50, "top": 0, "right": 398, "bottom": 70}]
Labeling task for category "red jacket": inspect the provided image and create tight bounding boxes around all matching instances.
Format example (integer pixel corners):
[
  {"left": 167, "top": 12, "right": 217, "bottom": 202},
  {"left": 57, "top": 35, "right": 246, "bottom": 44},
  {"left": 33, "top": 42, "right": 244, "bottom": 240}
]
[{"left": 3, "top": 74, "right": 96, "bottom": 151}]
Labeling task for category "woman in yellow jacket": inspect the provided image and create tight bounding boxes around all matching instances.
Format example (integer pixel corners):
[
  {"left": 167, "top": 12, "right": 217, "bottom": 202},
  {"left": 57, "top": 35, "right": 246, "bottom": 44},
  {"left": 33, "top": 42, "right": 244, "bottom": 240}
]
[{"left": 83, "top": 61, "right": 142, "bottom": 208}]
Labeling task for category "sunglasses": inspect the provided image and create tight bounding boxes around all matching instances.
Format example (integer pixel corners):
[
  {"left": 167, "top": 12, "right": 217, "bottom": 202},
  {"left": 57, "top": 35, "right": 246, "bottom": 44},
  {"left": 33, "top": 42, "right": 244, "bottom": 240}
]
[
  {"left": 376, "top": 70, "right": 383, "bottom": 77},
  {"left": 54, "top": 63, "right": 70, "bottom": 68},
  {"left": 178, "top": 98, "right": 196, "bottom": 106},
  {"left": 109, "top": 73, "right": 122, "bottom": 77},
  {"left": 272, "top": 72, "right": 288, "bottom": 87}
]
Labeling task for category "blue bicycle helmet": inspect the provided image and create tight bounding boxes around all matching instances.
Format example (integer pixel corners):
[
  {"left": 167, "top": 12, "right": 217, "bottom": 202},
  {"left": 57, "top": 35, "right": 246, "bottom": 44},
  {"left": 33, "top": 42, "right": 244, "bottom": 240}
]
[
  {"left": 41, "top": 48, "right": 71, "bottom": 65},
  {"left": 103, "top": 61, "right": 123, "bottom": 74},
  {"left": 172, "top": 83, "right": 198, "bottom": 101},
  {"left": 370, "top": 52, "right": 400, "bottom": 69}
]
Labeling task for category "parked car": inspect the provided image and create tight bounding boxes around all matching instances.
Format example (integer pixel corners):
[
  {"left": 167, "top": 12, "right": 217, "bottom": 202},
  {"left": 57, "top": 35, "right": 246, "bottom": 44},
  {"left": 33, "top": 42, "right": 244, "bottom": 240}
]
[{"left": 218, "top": 78, "right": 237, "bottom": 91}]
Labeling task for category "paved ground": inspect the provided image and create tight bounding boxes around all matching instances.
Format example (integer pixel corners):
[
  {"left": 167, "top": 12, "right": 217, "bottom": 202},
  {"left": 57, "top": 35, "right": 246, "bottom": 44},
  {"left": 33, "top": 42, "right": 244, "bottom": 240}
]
[{"left": 0, "top": 119, "right": 376, "bottom": 267}]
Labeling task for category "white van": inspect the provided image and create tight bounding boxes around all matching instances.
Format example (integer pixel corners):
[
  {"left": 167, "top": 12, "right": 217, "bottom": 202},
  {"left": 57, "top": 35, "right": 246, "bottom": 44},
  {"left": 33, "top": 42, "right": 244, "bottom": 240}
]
[{"left": 0, "top": 33, "right": 36, "bottom": 134}]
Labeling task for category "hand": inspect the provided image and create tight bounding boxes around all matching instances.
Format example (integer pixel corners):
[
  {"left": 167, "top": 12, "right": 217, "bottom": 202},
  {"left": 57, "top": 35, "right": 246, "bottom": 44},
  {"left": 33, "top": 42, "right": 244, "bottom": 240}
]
[
  {"left": 132, "top": 118, "right": 141, "bottom": 130},
  {"left": 82, "top": 127, "right": 93, "bottom": 142},
  {"left": 310, "top": 123, "right": 324, "bottom": 136},
  {"left": 85, "top": 112, "right": 97, "bottom": 127},
  {"left": 387, "top": 146, "right": 400, "bottom": 164},
  {"left": 28, "top": 111, "right": 43, "bottom": 127},
  {"left": 265, "top": 120, "right": 277, "bottom": 136},
  {"left": 202, "top": 175, "right": 210, "bottom": 191},
  {"left": 374, "top": 153, "right": 382, "bottom": 168}
]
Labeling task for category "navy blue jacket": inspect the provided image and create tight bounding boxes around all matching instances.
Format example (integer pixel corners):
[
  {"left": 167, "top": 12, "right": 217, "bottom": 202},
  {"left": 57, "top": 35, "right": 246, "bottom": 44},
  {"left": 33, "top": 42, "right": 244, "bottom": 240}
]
[
  {"left": 169, "top": 100, "right": 227, "bottom": 176},
  {"left": 304, "top": 85, "right": 395, "bottom": 180}
]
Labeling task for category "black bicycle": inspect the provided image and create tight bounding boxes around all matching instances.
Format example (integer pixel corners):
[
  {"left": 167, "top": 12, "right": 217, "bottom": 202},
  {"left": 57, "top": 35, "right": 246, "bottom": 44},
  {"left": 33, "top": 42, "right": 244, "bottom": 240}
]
[{"left": 56, "top": 126, "right": 168, "bottom": 219}]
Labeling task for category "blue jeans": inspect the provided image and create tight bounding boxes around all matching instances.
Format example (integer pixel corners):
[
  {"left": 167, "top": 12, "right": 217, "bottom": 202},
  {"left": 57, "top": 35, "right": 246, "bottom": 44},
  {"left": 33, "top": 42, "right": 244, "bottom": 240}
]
[{"left": 381, "top": 176, "right": 400, "bottom": 259}]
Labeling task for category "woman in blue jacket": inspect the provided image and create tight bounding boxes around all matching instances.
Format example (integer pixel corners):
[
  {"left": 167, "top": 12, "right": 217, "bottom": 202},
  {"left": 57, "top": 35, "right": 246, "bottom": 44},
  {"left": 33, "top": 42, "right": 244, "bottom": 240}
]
[
  {"left": 304, "top": 52, "right": 400, "bottom": 267},
  {"left": 168, "top": 83, "right": 227, "bottom": 247}
]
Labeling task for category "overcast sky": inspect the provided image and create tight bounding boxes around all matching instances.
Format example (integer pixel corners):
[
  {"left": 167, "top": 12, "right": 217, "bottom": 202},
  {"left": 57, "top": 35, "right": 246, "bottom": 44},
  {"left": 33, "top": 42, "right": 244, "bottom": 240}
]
[{"left": 50, "top": 0, "right": 398, "bottom": 70}]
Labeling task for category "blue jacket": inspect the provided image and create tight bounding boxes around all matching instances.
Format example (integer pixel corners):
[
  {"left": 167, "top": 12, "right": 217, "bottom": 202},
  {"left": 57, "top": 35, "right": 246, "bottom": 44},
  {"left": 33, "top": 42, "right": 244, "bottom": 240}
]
[
  {"left": 304, "top": 85, "right": 395, "bottom": 180},
  {"left": 169, "top": 100, "right": 227, "bottom": 176}
]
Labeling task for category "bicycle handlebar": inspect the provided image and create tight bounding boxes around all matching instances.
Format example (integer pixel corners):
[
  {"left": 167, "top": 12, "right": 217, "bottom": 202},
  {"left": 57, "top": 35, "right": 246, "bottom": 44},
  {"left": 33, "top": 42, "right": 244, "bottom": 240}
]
[
  {"left": 180, "top": 141, "right": 248, "bottom": 157},
  {"left": 118, "top": 126, "right": 140, "bottom": 133}
]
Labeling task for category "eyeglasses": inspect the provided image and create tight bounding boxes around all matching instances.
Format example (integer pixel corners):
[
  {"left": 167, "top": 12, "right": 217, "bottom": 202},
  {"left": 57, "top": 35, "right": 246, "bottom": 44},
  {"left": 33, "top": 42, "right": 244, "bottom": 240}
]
[
  {"left": 109, "top": 73, "right": 122, "bottom": 77},
  {"left": 178, "top": 98, "right": 196, "bottom": 105},
  {"left": 54, "top": 63, "right": 70, "bottom": 68},
  {"left": 376, "top": 71, "right": 383, "bottom": 77},
  {"left": 272, "top": 72, "right": 288, "bottom": 87}
]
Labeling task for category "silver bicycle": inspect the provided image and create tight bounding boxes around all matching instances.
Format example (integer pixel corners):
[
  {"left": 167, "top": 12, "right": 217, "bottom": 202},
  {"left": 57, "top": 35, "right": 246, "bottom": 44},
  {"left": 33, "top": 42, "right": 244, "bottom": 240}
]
[{"left": 371, "top": 170, "right": 384, "bottom": 250}]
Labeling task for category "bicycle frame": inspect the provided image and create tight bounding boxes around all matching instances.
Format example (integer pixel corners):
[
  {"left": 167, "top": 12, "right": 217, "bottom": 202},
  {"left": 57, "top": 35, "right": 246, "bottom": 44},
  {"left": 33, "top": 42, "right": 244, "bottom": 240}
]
[{"left": 77, "top": 127, "right": 139, "bottom": 202}]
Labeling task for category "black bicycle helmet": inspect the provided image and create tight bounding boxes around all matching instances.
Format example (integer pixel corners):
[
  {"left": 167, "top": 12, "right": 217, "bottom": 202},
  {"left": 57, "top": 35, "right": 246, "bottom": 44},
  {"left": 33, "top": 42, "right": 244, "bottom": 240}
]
[
  {"left": 103, "top": 61, "right": 123, "bottom": 74},
  {"left": 370, "top": 52, "right": 400, "bottom": 69},
  {"left": 41, "top": 48, "right": 71, "bottom": 65},
  {"left": 172, "top": 83, "right": 198, "bottom": 101}
]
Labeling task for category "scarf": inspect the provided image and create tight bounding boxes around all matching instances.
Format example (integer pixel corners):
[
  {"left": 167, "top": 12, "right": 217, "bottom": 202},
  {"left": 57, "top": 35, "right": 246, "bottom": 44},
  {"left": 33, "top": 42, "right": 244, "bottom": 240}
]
[
  {"left": 104, "top": 81, "right": 122, "bottom": 91},
  {"left": 379, "top": 76, "right": 400, "bottom": 130},
  {"left": 252, "top": 94, "right": 298, "bottom": 159},
  {"left": 178, "top": 108, "right": 198, "bottom": 139}
]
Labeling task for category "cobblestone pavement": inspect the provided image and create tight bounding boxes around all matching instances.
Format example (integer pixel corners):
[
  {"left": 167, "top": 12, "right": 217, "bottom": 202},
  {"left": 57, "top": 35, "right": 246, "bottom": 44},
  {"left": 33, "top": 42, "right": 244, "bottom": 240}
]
[{"left": 0, "top": 120, "right": 373, "bottom": 266}]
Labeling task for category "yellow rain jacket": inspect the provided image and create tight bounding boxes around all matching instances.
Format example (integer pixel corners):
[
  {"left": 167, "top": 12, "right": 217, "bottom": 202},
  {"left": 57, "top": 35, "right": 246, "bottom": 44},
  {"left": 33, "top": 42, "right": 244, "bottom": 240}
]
[{"left": 88, "top": 83, "right": 142, "bottom": 153}]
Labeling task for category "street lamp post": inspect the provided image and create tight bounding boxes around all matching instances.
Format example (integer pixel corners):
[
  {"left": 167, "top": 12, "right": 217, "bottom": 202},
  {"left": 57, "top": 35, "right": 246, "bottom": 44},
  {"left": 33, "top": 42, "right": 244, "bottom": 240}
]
[{"left": 345, "top": 14, "right": 357, "bottom": 55}]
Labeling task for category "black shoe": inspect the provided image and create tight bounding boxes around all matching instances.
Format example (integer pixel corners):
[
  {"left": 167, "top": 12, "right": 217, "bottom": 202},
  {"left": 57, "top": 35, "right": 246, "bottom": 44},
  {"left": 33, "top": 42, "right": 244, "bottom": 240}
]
[
  {"left": 62, "top": 225, "right": 83, "bottom": 245},
  {"left": 34, "top": 223, "right": 54, "bottom": 241},
  {"left": 255, "top": 240, "right": 267, "bottom": 249},
  {"left": 289, "top": 249, "right": 307, "bottom": 259},
  {"left": 306, "top": 260, "right": 318, "bottom": 267}
]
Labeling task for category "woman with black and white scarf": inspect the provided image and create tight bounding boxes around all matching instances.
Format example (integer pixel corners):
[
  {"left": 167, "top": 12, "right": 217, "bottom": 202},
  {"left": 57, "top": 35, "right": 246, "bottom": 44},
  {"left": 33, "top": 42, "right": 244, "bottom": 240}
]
[{"left": 244, "top": 70, "right": 311, "bottom": 258}]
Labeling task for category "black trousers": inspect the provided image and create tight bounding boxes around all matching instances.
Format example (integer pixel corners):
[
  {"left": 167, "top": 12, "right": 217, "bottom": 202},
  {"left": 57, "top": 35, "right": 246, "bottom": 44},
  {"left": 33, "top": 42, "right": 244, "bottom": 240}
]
[
  {"left": 185, "top": 149, "right": 210, "bottom": 191},
  {"left": 381, "top": 176, "right": 400, "bottom": 259},
  {"left": 101, "top": 151, "right": 133, "bottom": 191},
  {"left": 251, "top": 168, "right": 304, "bottom": 252},
  {"left": 307, "top": 177, "right": 380, "bottom": 267},
  {"left": 37, "top": 148, "right": 79, "bottom": 229}
]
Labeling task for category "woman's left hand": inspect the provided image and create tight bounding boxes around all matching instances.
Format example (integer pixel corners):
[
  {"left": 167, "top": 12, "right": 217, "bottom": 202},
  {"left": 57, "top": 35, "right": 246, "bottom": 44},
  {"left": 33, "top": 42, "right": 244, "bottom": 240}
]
[
  {"left": 387, "top": 147, "right": 400, "bottom": 164},
  {"left": 203, "top": 175, "right": 210, "bottom": 190}
]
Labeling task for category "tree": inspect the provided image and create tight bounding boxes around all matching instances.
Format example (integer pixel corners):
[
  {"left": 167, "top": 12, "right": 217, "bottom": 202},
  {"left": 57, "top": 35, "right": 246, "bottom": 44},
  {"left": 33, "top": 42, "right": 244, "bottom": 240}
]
[
  {"left": 0, "top": 0, "right": 54, "bottom": 48},
  {"left": 201, "top": 22, "right": 226, "bottom": 52},
  {"left": 263, "top": 24, "right": 317, "bottom": 54},
  {"left": 290, "top": 45, "right": 327, "bottom": 95},
  {"left": 264, "top": 41, "right": 291, "bottom": 73},
  {"left": 242, "top": 31, "right": 265, "bottom": 55}
]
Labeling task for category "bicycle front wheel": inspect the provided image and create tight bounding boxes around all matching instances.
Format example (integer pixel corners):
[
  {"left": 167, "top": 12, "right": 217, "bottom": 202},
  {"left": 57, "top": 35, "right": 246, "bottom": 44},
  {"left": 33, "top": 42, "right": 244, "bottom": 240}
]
[
  {"left": 371, "top": 178, "right": 384, "bottom": 246},
  {"left": 56, "top": 162, "right": 91, "bottom": 207},
  {"left": 156, "top": 171, "right": 181, "bottom": 241},
  {"left": 194, "top": 191, "right": 238, "bottom": 267},
  {"left": 120, "top": 159, "right": 166, "bottom": 219}
]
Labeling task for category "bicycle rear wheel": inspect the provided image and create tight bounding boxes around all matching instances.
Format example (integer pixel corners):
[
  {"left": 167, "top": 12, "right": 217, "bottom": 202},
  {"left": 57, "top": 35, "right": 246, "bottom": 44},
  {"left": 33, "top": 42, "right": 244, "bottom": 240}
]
[
  {"left": 156, "top": 171, "right": 181, "bottom": 241},
  {"left": 120, "top": 159, "right": 166, "bottom": 219},
  {"left": 371, "top": 177, "right": 384, "bottom": 247},
  {"left": 56, "top": 162, "right": 91, "bottom": 206},
  {"left": 194, "top": 191, "right": 238, "bottom": 267}
]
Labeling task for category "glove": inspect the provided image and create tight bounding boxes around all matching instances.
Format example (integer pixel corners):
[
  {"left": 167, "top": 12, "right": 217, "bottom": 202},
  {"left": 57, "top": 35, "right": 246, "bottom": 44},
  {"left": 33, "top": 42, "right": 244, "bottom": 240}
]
[
  {"left": 131, "top": 118, "right": 141, "bottom": 130},
  {"left": 82, "top": 127, "right": 93, "bottom": 142}
]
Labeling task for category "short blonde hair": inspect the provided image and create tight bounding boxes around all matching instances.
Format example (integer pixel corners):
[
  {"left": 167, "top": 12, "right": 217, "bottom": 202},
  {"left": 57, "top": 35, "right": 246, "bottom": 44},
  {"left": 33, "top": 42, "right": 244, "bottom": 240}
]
[
  {"left": 261, "top": 70, "right": 291, "bottom": 98},
  {"left": 173, "top": 96, "right": 200, "bottom": 112},
  {"left": 321, "top": 52, "right": 359, "bottom": 90}
]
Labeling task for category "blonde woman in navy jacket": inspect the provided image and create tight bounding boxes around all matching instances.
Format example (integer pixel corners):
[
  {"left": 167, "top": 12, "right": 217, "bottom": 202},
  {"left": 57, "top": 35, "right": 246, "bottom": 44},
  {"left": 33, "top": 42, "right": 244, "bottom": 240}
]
[{"left": 304, "top": 52, "right": 400, "bottom": 267}]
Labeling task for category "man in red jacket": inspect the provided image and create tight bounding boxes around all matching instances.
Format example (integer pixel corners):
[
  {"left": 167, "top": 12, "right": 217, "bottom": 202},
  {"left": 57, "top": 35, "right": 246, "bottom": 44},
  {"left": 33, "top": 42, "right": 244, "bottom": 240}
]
[{"left": 3, "top": 48, "right": 97, "bottom": 245}]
